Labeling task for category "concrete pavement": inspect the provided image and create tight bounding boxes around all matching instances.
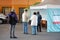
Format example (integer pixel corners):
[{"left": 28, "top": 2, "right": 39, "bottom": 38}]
[{"left": 0, "top": 23, "right": 60, "bottom": 40}]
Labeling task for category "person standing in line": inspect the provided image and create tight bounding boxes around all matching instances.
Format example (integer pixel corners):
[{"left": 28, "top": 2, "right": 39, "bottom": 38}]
[
  {"left": 7, "top": 9, "right": 18, "bottom": 38},
  {"left": 30, "top": 12, "right": 38, "bottom": 35},
  {"left": 22, "top": 9, "right": 29, "bottom": 34},
  {"left": 37, "top": 11, "right": 42, "bottom": 32}
]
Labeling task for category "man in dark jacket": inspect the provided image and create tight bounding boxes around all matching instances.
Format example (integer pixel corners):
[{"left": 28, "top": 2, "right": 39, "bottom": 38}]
[
  {"left": 7, "top": 10, "right": 18, "bottom": 38},
  {"left": 37, "top": 12, "right": 42, "bottom": 32}
]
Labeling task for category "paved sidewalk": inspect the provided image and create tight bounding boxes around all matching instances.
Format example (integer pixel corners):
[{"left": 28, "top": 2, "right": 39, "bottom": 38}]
[{"left": 0, "top": 23, "right": 60, "bottom": 40}]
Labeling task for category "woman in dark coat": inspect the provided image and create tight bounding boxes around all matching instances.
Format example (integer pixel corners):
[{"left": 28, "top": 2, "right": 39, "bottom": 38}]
[{"left": 7, "top": 10, "right": 18, "bottom": 38}]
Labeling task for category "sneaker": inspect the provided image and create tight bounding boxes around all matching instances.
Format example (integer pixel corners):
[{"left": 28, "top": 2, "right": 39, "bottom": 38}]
[
  {"left": 24, "top": 32, "right": 28, "bottom": 34},
  {"left": 13, "top": 36, "right": 18, "bottom": 38},
  {"left": 32, "top": 34, "right": 37, "bottom": 35},
  {"left": 10, "top": 36, "right": 13, "bottom": 38}
]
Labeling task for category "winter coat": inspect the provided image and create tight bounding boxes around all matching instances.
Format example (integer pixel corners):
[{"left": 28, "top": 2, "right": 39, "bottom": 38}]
[{"left": 8, "top": 12, "right": 18, "bottom": 25}]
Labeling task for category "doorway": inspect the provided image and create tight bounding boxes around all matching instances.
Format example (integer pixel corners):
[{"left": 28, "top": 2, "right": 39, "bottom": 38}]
[{"left": 19, "top": 8, "right": 24, "bottom": 23}]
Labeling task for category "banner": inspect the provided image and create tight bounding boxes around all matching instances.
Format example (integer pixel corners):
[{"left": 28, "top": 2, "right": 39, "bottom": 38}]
[{"left": 47, "top": 8, "right": 60, "bottom": 32}]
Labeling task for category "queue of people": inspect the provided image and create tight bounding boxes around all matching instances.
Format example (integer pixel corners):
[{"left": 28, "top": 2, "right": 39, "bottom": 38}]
[
  {"left": 22, "top": 9, "right": 42, "bottom": 35},
  {"left": 7, "top": 9, "right": 42, "bottom": 39}
]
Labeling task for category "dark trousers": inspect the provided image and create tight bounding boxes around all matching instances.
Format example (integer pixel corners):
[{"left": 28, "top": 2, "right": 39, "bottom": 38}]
[
  {"left": 37, "top": 24, "right": 41, "bottom": 32},
  {"left": 10, "top": 24, "right": 16, "bottom": 37}
]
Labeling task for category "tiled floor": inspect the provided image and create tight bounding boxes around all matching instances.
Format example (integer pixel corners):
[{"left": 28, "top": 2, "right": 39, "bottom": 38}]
[{"left": 0, "top": 23, "right": 60, "bottom": 40}]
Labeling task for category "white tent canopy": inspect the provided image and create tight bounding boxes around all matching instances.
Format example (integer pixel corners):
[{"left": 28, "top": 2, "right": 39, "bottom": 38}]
[
  {"left": 30, "top": 0, "right": 60, "bottom": 20},
  {"left": 30, "top": 0, "right": 60, "bottom": 32},
  {"left": 37, "top": 0, "right": 60, "bottom": 5},
  {"left": 30, "top": 0, "right": 60, "bottom": 9},
  {"left": 30, "top": 4, "right": 60, "bottom": 9}
]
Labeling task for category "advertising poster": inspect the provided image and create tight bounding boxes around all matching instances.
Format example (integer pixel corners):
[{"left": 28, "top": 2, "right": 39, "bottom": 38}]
[{"left": 47, "top": 9, "right": 60, "bottom": 32}]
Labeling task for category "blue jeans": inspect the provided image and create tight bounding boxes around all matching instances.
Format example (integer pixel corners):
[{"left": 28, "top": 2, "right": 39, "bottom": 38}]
[
  {"left": 23, "top": 22, "right": 28, "bottom": 33},
  {"left": 10, "top": 24, "right": 16, "bottom": 37},
  {"left": 32, "top": 26, "right": 37, "bottom": 35}
]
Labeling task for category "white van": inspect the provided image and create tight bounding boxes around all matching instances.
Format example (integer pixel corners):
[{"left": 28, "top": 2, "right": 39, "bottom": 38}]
[{"left": 0, "top": 13, "right": 7, "bottom": 24}]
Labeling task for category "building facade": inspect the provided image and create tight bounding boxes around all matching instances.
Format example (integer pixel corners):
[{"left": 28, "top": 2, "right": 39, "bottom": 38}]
[{"left": 0, "top": 0, "right": 41, "bottom": 22}]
